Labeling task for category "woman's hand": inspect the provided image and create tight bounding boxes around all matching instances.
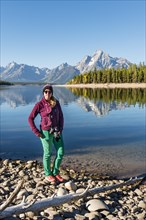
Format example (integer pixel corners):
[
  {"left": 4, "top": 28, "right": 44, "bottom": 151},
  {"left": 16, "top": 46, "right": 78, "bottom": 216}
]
[
  {"left": 57, "top": 131, "right": 61, "bottom": 135},
  {"left": 38, "top": 133, "right": 43, "bottom": 138}
]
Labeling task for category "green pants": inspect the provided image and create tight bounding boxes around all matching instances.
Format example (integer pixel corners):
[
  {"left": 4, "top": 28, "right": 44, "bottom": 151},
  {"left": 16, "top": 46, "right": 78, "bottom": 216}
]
[{"left": 40, "top": 130, "right": 64, "bottom": 176}]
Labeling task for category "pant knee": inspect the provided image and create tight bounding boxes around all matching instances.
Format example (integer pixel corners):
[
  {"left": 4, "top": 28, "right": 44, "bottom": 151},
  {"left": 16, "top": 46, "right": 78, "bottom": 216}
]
[
  {"left": 57, "top": 150, "right": 64, "bottom": 159},
  {"left": 44, "top": 152, "right": 51, "bottom": 159}
]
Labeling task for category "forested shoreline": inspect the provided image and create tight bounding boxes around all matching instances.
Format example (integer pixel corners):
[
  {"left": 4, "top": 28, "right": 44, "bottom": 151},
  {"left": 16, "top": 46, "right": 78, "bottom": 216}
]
[
  {"left": 0, "top": 80, "right": 14, "bottom": 85},
  {"left": 68, "top": 64, "right": 146, "bottom": 84},
  {"left": 1, "top": 64, "right": 146, "bottom": 85}
]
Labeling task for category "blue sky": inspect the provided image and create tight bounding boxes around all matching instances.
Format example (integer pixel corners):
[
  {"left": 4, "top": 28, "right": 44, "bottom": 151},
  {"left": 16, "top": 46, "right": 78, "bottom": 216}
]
[{"left": 1, "top": 0, "right": 145, "bottom": 69}]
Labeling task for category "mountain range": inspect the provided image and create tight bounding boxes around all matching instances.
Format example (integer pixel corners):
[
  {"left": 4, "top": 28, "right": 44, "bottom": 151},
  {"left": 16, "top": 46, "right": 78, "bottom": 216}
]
[{"left": 0, "top": 50, "right": 132, "bottom": 83}]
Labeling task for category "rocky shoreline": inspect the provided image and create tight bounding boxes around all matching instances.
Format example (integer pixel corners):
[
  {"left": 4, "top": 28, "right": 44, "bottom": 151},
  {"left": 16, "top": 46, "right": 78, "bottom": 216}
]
[
  {"left": 54, "top": 83, "right": 146, "bottom": 89},
  {"left": 0, "top": 159, "right": 146, "bottom": 220}
]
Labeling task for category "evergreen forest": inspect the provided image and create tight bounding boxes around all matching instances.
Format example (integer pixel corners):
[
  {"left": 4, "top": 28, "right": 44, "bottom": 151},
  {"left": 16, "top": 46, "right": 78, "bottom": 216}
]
[
  {"left": 0, "top": 80, "right": 13, "bottom": 85},
  {"left": 68, "top": 64, "right": 146, "bottom": 84}
]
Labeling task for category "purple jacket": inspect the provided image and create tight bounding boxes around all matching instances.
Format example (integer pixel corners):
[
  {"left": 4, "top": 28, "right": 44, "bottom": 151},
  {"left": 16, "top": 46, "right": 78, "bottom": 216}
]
[{"left": 28, "top": 97, "right": 64, "bottom": 136}]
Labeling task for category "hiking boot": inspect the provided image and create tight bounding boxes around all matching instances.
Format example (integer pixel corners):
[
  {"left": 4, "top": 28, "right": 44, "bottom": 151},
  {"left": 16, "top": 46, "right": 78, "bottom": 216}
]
[
  {"left": 45, "top": 175, "right": 56, "bottom": 182},
  {"left": 55, "top": 174, "right": 64, "bottom": 182}
]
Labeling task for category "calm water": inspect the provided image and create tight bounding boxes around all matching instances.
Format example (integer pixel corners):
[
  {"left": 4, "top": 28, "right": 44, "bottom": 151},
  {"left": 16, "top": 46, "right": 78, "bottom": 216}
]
[{"left": 0, "top": 85, "right": 146, "bottom": 177}]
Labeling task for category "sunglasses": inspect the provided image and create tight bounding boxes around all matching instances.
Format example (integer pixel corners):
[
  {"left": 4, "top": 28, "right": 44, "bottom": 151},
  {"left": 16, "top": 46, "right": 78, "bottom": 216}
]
[{"left": 44, "top": 90, "right": 52, "bottom": 94}]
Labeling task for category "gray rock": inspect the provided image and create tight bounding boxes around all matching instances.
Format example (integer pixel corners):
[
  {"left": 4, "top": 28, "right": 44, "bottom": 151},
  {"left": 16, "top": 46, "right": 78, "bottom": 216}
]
[
  {"left": 138, "top": 200, "right": 146, "bottom": 209},
  {"left": 106, "top": 214, "right": 116, "bottom": 220},
  {"left": 3, "top": 159, "right": 9, "bottom": 166},
  {"left": 3, "top": 181, "right": 10, "bottom": 187},
  {"left": 26, "top": 194, "right": 35, "bottom": 202},
  {"left": 26, "top": 211, "right": 35, "bottom": 218},
  {"left": 18, "top": 170, "right": 25, "bottom": 177},
  {"left": 132, "top": 206, "right": 141, "bottom": 213},
  {"left": 137, "top": 211, "right": 146, "bottom": 219},
  {"left": 134, "top": 189, "right": 142, "bottom": 196},
  {"left": 65, "top": 181, "right": 77, "bottom": 191},
  {"left": 17, "top": 189, "right": 29, "bottom": 199},
  {"left": 25, "top": 163, "right": 33, "bottom": 169},
  {"left": 86, "top": 199, "right": 109, "bottom": 212},
  {"left": 61, "top": 174, "right": 70, "bottom": 181},
  {"left": 75, "top": 213, "right": 86, "bottom": 220},
  {"left": 23, "top": 175, "right": 29, "bottom": 181},
  {"left": 76, "top": 188, "right": 85, "bottom": 194},
  {"left": 19, "top": 213, "right": 25, "bottom": 218},
  {"left": 64, "top": 219, "right": 74, "bottom": 220},
  {"left": 36, "top": 181, "right": 46, "bottom": 188},
  {"left": 85, "top": 212, "right": 101, "bottom": 219},
  {"left": 47, "top": 210, "right": 60, "bottom": 218},
  {"left": 0, "top": 187, "right": 6, "bottom": 195},
  {"left": 8, "top": 163, "right": 13, "bottom": 169},
  {"left": 57, "top": 187, "right": 68, "bottom": 196},
  {"left": 100, "top": 210, "right": 110, "bottom": 217},
  {"left": 27, "top": 160, "right": 34, "bottom": 164}
]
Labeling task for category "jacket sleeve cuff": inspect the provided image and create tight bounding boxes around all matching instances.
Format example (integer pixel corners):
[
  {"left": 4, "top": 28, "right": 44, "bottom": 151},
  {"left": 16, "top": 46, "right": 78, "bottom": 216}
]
[{"left": 34, "top": 130, "right": 41, "bottom": 137}]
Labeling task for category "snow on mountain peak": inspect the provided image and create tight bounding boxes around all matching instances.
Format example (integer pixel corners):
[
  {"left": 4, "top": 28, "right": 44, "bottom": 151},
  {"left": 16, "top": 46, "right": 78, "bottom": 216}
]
[
  {"left": 76, "top": 55, "right": 91, "bottom": 72},
  {"left": 7, "top": 61, "right": 17, "bottom": 68},
  {"left": 88, "top": 50, "right": 105, "bottom": 66},
  {"left": 58, "top": 62, "right": 69, "bottom": 70},
  {"left": 77, "top": 49, "right": 131, "bottom": 72},
  {"left": 95, "top": 49, "right": 104, "bottom": 55},
  {"left": 0, "top": 49, "right": 132, "bottom": 83}
]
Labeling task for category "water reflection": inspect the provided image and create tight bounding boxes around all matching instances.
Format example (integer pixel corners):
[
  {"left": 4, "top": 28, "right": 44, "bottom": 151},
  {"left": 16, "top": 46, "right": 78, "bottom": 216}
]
[
  {"left": 69, "top": 87, "right": 146, "bottom": 116},
  {"left": 0, "top": 85, "right": 76, "bottom": 107},
  {"left": 1, "top": 85, "right": 146, "bottom": 117},
  {"left": 69, "top": 87, "right": 146, "bottom": 106},
  {"left": 0, "top": 85, "right": 41, "bottom": 108}
]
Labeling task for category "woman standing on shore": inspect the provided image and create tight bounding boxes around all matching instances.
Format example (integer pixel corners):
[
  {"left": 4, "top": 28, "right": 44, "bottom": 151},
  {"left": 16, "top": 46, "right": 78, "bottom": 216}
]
[{"left": 28, "top": 84, "right": 64, "bottom": 183}]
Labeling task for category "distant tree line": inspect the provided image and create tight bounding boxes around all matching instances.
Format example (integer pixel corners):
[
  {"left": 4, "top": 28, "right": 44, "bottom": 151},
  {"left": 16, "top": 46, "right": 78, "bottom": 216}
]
[
  {"left": 0, "top": 80, "right": 13, "bottom": 85},
  {"left": 69, "top": 88, "right": 146, "bottom": 106},
  {"left": 68, "top": 64, "right": 146, "bottom": 84}
]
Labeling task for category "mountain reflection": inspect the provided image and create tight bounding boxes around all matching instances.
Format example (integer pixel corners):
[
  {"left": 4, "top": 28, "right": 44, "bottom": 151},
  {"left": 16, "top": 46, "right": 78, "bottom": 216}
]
[
  {"left": 0, "top": 85, "right": 146, "bottom": 116},
  {"left": 76, "top": 97, "right": 129, "bottom": 116},
  {"left": 70, "top": 87, "right": 146, "bottom": 116},
  {"left": 0, "top": 85, "right": 76, "bottom": 108}
]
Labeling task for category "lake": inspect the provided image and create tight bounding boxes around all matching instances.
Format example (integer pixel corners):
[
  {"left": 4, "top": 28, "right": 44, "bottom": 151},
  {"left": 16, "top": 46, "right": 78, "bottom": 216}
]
[{"left": 0, "top": 85, "right": 146, "bottom": 178}]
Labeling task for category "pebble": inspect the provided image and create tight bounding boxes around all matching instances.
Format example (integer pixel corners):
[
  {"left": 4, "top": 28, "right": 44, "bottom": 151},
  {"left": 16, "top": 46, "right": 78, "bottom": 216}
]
[
  {"left": 86, "top": 199, "right": 109, "bottom": 212},
  {"left": 75, "top": 214, "right": 86, "bottom": 220},
  {"left": 65, "top": 180, "right": 77, "bottom": 191},
  {"left": 18, "top": 170, "right": 25, "bottom": 177},
  {"left": 137, "top": 211, "right": 146, "bottom": 219},
  {"left": 3, "top": 159, "right": 9, "bottom": 166},
  {"left": 138, "top": 200, "right": 146, "bottom": 209},
  {"left": 57, "top": 187, "right": 68, "bottom": 196},
  {"left": 19, "top": 213, "right": 25, "bottom": 218},
  {"left": 134, "top": 188, "right": 143, "bottom": 196},
  {"left": 100, "top": 210, "right": 110, "bottom": 216},
  {"left": 17, "top": 189, "right": 29, "bottom": 199},
  {"left": 0, "top": 159, "right": 145, "bottom": 220},
  {"left": 85, "top": 212, "right": 101, "bottom": 219},
  {"left": 76, "top": 188, "right": 85, "bottom": 194},
  {"left": 26, "top": 211, "right": 35, "bottom": 218}
]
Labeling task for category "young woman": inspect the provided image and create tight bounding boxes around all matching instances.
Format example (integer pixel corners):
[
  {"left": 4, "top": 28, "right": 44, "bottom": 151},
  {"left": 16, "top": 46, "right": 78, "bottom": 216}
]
[{"left": 28, "top": 84, "right": 64, "bottom": 182}]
